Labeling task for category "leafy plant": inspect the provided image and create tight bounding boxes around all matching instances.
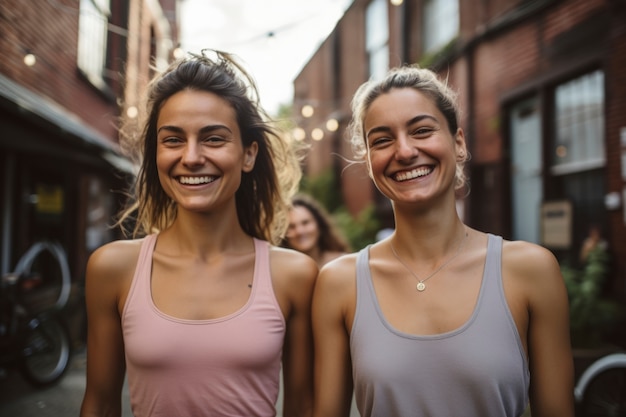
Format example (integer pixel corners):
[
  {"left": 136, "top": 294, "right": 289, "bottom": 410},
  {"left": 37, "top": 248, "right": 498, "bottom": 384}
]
[
  {"left": 299, "top": 170, "right": 380, "bottom": 251},
  {"left": 561, "top": 247, "right": 623, "bottom": 348},
  {"left": 299, "top": 169, "right": 343, "bottom": 213},
  {"left": 333, "top": 204, "right": 380, "bottom": 252}
]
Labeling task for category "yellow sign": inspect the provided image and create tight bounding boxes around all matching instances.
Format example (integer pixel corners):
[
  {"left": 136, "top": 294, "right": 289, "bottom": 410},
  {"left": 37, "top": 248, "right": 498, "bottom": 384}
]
[{"left": 36, "top": 184, "right": 64, "bottom": 214}]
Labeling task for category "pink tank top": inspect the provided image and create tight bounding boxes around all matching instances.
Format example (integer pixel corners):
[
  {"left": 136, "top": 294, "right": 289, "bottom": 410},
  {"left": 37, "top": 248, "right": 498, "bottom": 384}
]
[{"left": 122, "top": 235, "right": 285, "bottom": 417}]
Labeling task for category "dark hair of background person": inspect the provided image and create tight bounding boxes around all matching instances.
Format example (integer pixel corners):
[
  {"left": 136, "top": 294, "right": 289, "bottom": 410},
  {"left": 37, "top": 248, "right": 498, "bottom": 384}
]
[{"left": 283, "top": 193, "right": 351, "bottom": 253}]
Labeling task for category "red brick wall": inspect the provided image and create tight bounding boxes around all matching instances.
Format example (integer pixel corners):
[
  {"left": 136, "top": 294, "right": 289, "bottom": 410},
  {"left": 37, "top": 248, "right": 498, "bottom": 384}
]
[
  {"left": 604, "top": 2, "right": 626, "bottom": 293},
  {"left": 294, "top": 0, "right": 374, "bottom": 217},
  {"left": 0, "top": 0, "right": 120, "bottom": 142},
  {"left": 295, "top": 0, "right": 626, "bottom": 278}
]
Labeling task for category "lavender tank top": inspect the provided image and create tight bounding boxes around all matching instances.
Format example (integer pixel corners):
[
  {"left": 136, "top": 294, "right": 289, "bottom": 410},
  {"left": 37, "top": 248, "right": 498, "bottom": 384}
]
[
  {"left": 122, "top": 235, "right": 285, "bottom": 417},
  {"left": 351, "top": 234, "right": 530, "bottom": 417}
]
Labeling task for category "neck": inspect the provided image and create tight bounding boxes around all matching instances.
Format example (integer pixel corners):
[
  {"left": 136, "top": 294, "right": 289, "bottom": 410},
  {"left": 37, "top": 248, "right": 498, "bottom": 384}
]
[
  {"left": 392, "top": 208, "right": 466, "bottom": 262},
  {"left": 159, "top": 210, "right": 251, "bottom": 258}
]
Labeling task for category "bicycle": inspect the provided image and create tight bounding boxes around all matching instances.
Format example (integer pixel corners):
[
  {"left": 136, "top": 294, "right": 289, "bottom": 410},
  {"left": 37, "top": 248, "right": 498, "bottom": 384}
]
[
  {"left": 0, "top": 241, "right": 72, "bottom": 387},
  {"left": 575, "top": 352, "right": 626, "bottom": 417}
]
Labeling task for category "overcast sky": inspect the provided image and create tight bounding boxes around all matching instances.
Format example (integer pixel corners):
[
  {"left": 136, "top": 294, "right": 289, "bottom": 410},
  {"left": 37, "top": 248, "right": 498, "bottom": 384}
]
[{"left": 179, "top": 0, "right": 353, "bottom": 115}]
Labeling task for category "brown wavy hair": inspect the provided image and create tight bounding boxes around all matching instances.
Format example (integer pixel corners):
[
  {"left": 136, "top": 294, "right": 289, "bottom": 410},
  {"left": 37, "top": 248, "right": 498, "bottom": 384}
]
[{"left": 117, "top": 50, "right": 301, "bottom": 243}]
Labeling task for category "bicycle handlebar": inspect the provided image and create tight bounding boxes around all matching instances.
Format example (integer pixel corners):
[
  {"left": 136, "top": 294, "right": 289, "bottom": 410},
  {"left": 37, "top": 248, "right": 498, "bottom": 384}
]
[{"left": 11, "top": 241, "right": 71, "bottom": 311}]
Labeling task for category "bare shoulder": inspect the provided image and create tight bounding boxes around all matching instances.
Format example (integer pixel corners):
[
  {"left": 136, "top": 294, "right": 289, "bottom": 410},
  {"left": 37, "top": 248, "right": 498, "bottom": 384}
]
[
  {"left": 269, "top": 246, "right": 318, "bottom": 291},
  {"left": 84, "top": 238, "right": 145, "bottom": 314},
  {"left": 501, "top": 239, "right": 564, "bottom": 300},
  {"left": 501, "top": 239, "right": 561, "bottom": 277},
  {"left": 86, "top": 239, "right": 145, "bottom": 299},
  {"left": 87, "top": 238, "right": 144, "bottom": 277},
  {"left": 270, "top": 246, "right": 318, "bottom": 278},
  {"left": 313, "top": 252, "right": 359, "bottom": 326},
  {"left": 316, "top": 252, "right": 359, "bottom": 296}
]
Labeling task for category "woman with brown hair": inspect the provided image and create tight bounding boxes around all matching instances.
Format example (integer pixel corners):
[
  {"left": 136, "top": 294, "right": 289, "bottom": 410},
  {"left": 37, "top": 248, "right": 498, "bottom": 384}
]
[
  {"left": 80, "top": 51, "right": 316, "bottom": 417},
  {"left": 282, "top": 194, "right": 350, "bottom": 267}
]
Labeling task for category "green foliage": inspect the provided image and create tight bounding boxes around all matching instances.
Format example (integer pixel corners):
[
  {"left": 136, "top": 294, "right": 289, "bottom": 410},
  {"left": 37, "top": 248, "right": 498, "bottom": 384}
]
[
  {"left": 299, "top": 170, "right": 343, "bottom": 213},
  {"left": 418, "top": 37, "right": 459, "bottom": 70},
  {"left": 561, "top": 247, "right": 624, "bottom": 348},
  {"left": 299, "top": 170, "right": 380, "bottom": 251},
  {"left": 333, "top": 204, "right": 380, "bottom": 252}
]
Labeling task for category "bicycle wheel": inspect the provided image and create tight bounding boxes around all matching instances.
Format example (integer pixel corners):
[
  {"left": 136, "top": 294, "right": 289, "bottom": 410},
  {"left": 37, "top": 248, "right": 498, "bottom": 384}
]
[
  {"left": 581, "top": 367, "right": 626, "bottom": 417},
  {"left": 19, "top": 314, "right": 72, "bottom": 387},
  {"left": 14, "top": 241, "right": 71, "bottom": 312}
]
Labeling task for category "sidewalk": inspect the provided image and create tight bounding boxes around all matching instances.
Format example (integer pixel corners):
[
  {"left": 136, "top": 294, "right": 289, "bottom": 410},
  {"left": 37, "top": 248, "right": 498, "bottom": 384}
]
[
  {"left": 0, "top": 350, "right": 132, "bottom": 417},
  {"left": 0, "top": 350, "right": 359, "bottom": 416}
]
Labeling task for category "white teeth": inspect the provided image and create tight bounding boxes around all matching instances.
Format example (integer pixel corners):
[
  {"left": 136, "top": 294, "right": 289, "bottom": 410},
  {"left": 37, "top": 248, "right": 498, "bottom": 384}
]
[
  {"left": 395, "top": 167, "right": 432, "bottom": 181},
  {"left": 178, "top": 176, "right": 215, "bottom": 185}
]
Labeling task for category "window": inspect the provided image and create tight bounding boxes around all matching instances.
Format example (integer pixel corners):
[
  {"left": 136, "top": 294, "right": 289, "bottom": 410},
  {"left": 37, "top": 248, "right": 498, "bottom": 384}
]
[
  {"left": 552, "top": 70, "right": 605, "bottom": 174},
  {"left": 422, "top": 0, "right": 459, "bottom": 53},
  {"left": 77, "top": 0, "right": 110, "bottom": 90},
  {"left": 366, "top": 0, "right": 389, "bottom": 81}
]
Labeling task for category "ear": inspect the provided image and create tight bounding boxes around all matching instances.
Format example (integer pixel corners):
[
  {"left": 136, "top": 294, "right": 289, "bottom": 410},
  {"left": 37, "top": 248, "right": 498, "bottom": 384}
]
[
  {"left": 242, "top": 141, "right": 258, "bottom": 172},
  {"left": 454, "top": 128, "right": 467, "bottom": 161}
]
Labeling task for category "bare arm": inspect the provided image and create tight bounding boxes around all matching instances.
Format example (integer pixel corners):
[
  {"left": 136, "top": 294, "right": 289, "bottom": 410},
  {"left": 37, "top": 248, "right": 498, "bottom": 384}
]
[
  {"left": 271, "top": 248, "right": 318, "bottom": 417},
  {"left": 505, "top": 241, "right": 575, "bottom": 417},
  {"left": 312, "top": 256, "right": 356, "bottom": 417},
  {"left": 80, "top": 241, "right": 137, "bottom": 417}
]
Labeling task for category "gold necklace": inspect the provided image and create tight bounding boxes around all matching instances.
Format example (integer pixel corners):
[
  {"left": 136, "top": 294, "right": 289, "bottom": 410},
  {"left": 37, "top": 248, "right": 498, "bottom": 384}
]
[{"left": 390, "top": 230, "right": 469, "bottom": 292}]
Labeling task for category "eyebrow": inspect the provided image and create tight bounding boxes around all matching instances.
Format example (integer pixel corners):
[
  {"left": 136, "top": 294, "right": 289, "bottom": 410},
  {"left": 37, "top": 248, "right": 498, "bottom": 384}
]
[
  {"left": 157, "top": 124, "right": 232, "bottom": 134},
  {"left": 365, "top": 114, "right": 439, "bottom": 139}
]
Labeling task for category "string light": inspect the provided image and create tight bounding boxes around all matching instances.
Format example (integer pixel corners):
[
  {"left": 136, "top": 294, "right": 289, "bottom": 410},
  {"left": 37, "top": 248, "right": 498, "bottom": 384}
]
[
  {"left": 326, "top": 118, "right": 339, "bottom": 131},
  {"left": 23, "top": 53, "right": 36, "bottom": 67},
  {"left": 301, "top": 104, "right": 314, "bottom": 118},
  {"left": 126, "top": 106, "right": 138, "bottom": 118},
  {"left": 311, "top": 128, "right": 324, "bottom": 141}
]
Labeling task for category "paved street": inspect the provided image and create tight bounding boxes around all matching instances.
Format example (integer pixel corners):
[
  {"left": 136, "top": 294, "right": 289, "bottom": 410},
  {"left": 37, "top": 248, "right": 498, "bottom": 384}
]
[
  {"left": 0, "top": 350, "right": 132, "bottom": 417},
  {"left": 0, "top": 350, "right": 360, "bottom": 417}
]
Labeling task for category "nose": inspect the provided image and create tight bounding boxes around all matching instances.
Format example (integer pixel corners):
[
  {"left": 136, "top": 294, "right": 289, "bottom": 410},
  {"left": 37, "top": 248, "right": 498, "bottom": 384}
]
[
  {"left": 394, "top": 135, "right": 418, "bottom": 161},
  {"left": 182, "top": 141, "right": 204, "bottom": 166},
  {"left": 288, "top": 224, "right": 302, "bottom": 237}
]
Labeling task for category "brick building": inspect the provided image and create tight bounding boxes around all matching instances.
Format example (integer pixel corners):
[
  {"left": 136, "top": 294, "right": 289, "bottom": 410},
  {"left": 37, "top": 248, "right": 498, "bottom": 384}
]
[
  {"left": 0, "top": 0, "right": 178, "bottom": 343},
  {"left": 294, "top": 0, "right": 626, "bottom": 300}
]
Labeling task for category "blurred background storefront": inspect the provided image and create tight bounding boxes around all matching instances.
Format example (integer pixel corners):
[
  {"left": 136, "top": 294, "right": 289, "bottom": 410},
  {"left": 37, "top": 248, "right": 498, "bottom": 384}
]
[
  {"left": 293, "top": 0, "right": 626, "bottom": 346},
  {"left": 0, "top": 0, "right": 179, "bottom": 346}
]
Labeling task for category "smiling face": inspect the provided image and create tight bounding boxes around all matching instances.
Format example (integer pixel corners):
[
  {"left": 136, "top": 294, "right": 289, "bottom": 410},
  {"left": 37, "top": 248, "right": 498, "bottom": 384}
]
[
  {"left": 285, "top": 205, "right": 321, "bottom": 254},
  {"left": 364, "top": 87, "right": 466, "bottom": 206},
  {"left": 156, "top": 89, "right": 258, "bottom": 214}
]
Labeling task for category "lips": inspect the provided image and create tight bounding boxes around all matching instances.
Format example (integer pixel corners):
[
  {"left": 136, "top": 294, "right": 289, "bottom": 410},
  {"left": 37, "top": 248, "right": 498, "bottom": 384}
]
[
  {"left": 394, "top": 166, "right": 433, "bottom": 182},
  {"left": 177, "top": 175, "right": 217, "bottom": 185}
]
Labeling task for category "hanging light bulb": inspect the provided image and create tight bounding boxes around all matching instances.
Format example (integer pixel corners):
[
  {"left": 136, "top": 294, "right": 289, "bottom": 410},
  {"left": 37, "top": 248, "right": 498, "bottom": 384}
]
[
  {"left": 311, "top": 128, "right": 324, "bottom": 141},
  {"left": 301, "top": 104, "right": 314, "bottom": 118},
  {"left": 23, "top": 53, "right": 36, "bottom": 67}
]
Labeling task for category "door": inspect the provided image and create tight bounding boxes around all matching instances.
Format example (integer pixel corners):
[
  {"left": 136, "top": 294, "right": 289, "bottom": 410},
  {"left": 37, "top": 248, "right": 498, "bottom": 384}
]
[{"left": 510, "top": 97, "right": 542, "bottom": 243}]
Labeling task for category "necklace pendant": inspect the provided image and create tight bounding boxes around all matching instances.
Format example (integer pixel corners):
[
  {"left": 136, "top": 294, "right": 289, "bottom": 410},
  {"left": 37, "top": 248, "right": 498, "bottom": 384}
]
[{"left": 416, "top": 282, "right": 426, "bottom": 292}]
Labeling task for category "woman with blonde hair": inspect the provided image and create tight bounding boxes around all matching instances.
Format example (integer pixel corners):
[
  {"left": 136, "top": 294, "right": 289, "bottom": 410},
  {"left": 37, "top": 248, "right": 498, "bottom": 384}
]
[{"left": 312, "top": 65, "right": 574, "bottom": 417}]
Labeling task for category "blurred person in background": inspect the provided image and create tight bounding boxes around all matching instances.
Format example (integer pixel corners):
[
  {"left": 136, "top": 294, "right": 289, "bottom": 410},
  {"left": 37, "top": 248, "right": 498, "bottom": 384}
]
[
  {"left": 282, "top": 194, "right": 351, "bottom": 267},
  {"left": 312, "top": 65, "right": 574, "bottom": 417},
  {"left": 80, "top": 50, "right": 316, "bottom": 417}
]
